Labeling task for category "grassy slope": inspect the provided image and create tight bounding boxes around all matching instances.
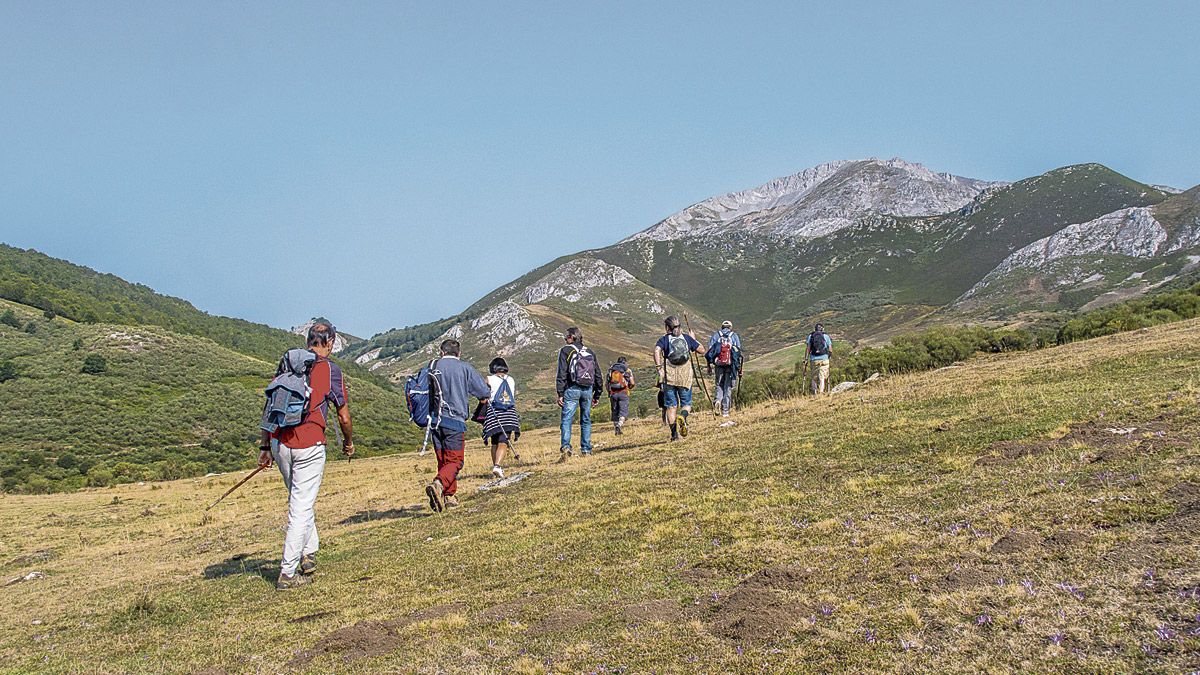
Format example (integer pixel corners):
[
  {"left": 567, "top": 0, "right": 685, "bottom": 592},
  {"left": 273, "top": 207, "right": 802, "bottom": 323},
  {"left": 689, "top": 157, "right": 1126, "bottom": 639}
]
[
  {"left": 0, "top": 244, "right": 304, "bottom": 363},
  {"left": 2, "top": 319, "right": 1198, "bottom": 672},
  {"left": 0, "top": 298, "right": 421, "bottom": 493}
]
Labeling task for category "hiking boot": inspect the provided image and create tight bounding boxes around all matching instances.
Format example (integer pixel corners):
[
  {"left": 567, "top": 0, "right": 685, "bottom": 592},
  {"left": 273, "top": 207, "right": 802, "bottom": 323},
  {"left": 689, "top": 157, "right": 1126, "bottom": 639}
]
[
  {"left": 426, "top": 479, "right": 444, "bottom": 513},
  {"left": 299, "top": 554, "right": 317, "bottom": 576},
  {"left": 559, "top": 446, "right": 572, "bottom": 463},
  {"left": 581, "top": 449, "right": 592, "bottom": 456},
  {"left": 492, "top": 465, "right": 504, "bottom": 479},
  {"left": 677, "top": 413, "right": 689, "bottom": 438},
  {"left": 275, "top": 572, "right": 312, "bottom": 591},
  {"left": 615, "top": 425, "right": 624, "bottom": 435},
  {"left": 444, "top": 494, "right": 460, "bottom": 509}
]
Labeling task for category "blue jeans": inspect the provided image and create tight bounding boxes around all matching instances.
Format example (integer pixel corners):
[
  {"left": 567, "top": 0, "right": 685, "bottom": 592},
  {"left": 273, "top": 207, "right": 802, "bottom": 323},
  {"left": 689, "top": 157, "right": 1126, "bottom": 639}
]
[{"left": 560, "top": 385, "right": 593, "bottom": 452}]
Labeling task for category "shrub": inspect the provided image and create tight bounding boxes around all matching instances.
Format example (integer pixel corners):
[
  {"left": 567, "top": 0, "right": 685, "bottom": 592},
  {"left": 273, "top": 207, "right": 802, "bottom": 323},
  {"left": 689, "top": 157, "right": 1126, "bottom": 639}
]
[
  {"left": 0, "top": 310, "right": 19, "bottom": 328},
  {"left": 0, "top": 359, "right": 18, "bottom": 383},
  {"left": 82, "top": 354, "right": 107, "bottom": 374}
]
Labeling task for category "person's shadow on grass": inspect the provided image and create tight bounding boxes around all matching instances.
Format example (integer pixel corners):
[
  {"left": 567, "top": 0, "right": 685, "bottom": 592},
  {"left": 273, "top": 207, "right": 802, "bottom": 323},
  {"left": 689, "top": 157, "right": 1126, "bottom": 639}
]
[{"left": 202, "top": 554, "right": 278, "bottom": 583}]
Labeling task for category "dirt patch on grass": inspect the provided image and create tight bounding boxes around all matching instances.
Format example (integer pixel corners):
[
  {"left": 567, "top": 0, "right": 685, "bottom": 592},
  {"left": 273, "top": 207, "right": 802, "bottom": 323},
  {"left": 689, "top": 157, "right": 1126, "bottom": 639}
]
[
  {"left": 622, "top": 599, "right": 685, "bottom": 623},
  {"left": 478, "top": 595, "right": 543, "bottom": 623},
  {"left": 990, "top": 532, "right": 1037, "bottom": 555},
  {"left": 291, "top": 603, "right": 471, "bottom": 667},
  {"left": 1165, "top": 481, "right": 1200, "bottom": 515},
  {"left": 1044, "top": 530, "right": 1087, "bottom": 549},
  {"left": 290, "top": 621, "right": 403, "bottom": 667},
  {"left": 678, "top": 565, "right": 724, "bottom": 585},
  {"left": 706, "top": 586, "right": 806, "bottom": 642},
  {"left": 938, "top": 565, "right": 994, "bottom": 592},
  {"left": 976, "top": 415, "right": 1187, "bottom": 466},
  {"left": 528, "top": 607, "right": 592, "bottom": 636},
  {"left": 740, "top": 564, "right": 810, "bottom": 590}
]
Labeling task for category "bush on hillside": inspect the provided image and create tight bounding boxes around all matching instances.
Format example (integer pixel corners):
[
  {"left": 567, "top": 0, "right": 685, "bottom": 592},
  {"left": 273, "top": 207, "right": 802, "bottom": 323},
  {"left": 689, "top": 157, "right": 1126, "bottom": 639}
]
[
  {"left": 0, "top": 359, "right": 18, "bottom": 383},
  {"left": 81, "top": 354, "right": 108, "bottom": 375}
]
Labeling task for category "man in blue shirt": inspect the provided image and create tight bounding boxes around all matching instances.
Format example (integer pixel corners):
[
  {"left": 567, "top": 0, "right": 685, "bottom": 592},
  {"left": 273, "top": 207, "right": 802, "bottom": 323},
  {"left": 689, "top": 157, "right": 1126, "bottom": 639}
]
[
  {"left": 425, "top": 339, "right": 491, "bottom": 512},
  {"left": 705, "top": 320, "right": 743, "bottom": 417},
  {"left": 654, "top": 315, "right": 705, "bottom": 441},
  {"left": 804, "top": 323, "right": 833, "bottom": 395}
]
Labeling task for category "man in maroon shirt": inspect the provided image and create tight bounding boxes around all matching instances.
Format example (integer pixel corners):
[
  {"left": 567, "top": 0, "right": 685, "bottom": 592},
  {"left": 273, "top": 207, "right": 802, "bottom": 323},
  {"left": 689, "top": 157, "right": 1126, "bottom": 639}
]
[{"left": 258, "top": 322, "right": 354, "bottom": 591}]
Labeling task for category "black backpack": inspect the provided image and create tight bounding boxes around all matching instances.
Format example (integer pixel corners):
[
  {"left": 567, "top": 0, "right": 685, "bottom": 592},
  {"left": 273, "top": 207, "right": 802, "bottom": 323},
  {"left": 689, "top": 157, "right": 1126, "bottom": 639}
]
[{"left": 808, "top": 330, "right": 829, "bottom": 357}]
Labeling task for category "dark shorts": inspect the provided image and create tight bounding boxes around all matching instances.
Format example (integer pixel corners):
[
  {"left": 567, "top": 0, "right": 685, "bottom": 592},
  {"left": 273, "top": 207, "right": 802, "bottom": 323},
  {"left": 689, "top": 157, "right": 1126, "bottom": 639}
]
[
  {"left": 432, "top": 428, "right": 465, "bottom": 452},
  {"left": 486, "top": 429, "right": 520, "bottom": 446}
]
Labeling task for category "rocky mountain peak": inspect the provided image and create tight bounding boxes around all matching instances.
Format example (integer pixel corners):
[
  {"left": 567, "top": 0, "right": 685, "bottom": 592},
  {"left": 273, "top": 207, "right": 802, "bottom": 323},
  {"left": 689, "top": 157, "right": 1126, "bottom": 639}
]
[{"left": 625, "top": 158, "right": 1001, "bottom": 242}]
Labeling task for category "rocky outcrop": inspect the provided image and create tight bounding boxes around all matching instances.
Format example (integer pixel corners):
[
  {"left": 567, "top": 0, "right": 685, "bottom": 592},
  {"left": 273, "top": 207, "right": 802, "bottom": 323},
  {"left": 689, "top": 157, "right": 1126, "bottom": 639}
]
[{"left": 523, "top": 258, "right": 636, "bottom": 305}]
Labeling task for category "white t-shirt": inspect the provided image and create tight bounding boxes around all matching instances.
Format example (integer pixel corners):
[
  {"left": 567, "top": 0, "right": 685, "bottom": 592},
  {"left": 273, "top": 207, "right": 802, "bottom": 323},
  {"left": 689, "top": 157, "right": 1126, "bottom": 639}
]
[{"left": 486, "top": 374, "right": 517, "bottom": 399}]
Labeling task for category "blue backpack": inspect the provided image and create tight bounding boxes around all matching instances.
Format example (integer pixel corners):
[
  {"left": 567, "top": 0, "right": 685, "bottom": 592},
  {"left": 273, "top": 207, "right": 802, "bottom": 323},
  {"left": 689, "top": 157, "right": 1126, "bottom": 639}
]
[
  {"left": 405, "top": 359, "right": 443, "bottom": 429},
  {"left": 491, "top": 377, "right": 516, "bottom": 411},
  {"left": 260, "top": 349, "right": 317, "bottom": 434}
]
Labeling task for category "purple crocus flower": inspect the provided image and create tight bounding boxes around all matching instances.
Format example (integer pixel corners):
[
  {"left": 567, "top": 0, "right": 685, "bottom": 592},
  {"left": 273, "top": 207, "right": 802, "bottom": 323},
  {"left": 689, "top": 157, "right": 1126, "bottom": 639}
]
[
  {"left": 1021, "top": 580, "right": 1036, "bottom": 595},
  {"left": 1048, "top": 633, "right": 1065, "bottom": 646},
  {"left": 863, "top": 628, "right": 877, "bottom": 643},
  {"left": 976, "top": 614, "right": 993, "bottom": 626},
  {"left": 821, "top": 605, "right": 834, "bottom": 616},
  {"left": 1156, "top": 624, "right": 1177, "bottom": 641}
]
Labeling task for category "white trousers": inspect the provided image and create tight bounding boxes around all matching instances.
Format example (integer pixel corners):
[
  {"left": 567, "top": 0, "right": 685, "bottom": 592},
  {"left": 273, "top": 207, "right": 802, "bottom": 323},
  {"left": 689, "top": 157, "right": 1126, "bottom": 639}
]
[{"left": 272, "top": 442, "right": 326, "bottom": 576}]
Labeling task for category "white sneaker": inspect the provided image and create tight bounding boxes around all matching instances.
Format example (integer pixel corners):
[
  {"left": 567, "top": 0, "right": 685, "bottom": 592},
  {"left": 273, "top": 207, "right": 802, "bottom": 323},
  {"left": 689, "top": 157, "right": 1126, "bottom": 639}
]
[{"left": 492, "top": 465, "right": 504, "bottom": 479}]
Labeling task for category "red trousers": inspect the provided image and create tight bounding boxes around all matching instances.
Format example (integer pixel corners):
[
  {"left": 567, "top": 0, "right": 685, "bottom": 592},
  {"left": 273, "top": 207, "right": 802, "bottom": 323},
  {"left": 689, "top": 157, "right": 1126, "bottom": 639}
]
[
  {"left": 432, "top": 428, "right": 464, "bottom": 495},
  {"left": 434, "top": 449, "right": 464, "bottom": 495}
]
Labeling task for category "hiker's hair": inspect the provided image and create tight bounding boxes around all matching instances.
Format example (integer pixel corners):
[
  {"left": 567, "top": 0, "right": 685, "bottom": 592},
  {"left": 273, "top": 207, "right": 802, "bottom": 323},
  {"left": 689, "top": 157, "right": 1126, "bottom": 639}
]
[
  {"left": 307, "top": 322, "right": 337, "bottom": 348},
  {"left": 489, "top": 357, "right": 509, "bottom": 374},
  {"left": 664, "top": 315, "right": 681, "bottom": 330},
  {"left": 617, "top": 356, "right": 627, "bottom": 364},
  {"left": 566, "top": 326, "right": 583, "bottom": 343},
  {"left": 814, "top": 323, "right": 824, "bottom": 332},
  {"left": 440, "top": 339, "right": 461, "bottom": 356}
]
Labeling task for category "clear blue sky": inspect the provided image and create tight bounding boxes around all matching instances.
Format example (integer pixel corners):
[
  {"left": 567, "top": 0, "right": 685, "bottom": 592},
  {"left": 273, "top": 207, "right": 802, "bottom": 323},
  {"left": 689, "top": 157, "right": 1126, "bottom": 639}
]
[{"left": 2, "top": 1, "right": 1197, "bottom": 337}]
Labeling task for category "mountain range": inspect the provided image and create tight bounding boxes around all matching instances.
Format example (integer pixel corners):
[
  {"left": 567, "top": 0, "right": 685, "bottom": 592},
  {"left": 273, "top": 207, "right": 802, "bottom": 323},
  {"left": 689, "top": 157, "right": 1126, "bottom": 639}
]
[{"left": 342, "top": 158, "right": 1198, "bottom": 407}]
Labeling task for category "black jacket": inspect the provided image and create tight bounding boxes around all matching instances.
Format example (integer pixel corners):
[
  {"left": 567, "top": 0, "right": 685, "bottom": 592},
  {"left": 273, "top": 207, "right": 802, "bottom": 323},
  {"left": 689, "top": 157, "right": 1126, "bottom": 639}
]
[{"left": 555, "top": 343, "right": 604, "bottom": 398}]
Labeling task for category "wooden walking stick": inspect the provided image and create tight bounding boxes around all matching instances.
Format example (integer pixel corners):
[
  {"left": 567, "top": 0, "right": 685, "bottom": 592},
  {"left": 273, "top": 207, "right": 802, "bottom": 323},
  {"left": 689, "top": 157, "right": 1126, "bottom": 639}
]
[
  {"left": 206, "top": 464, "right": 268, "bottom": 511},
  {"left": 682, "top": 315, "right": 718, "bottom": 417}
]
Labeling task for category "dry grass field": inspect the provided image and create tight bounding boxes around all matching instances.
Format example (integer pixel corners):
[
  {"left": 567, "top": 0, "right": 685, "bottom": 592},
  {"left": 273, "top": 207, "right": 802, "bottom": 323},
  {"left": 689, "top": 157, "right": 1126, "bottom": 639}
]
[{"left": 2, "top": 320, "right": 1199, "bottom": 673}]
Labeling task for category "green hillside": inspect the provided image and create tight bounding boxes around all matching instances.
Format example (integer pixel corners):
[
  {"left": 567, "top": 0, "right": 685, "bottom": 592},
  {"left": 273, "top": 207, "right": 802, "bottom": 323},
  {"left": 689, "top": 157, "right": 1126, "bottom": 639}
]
[
  {"left": 0, "top": 244, "right": 302, "bottom": 362},
  {"left": 2, "top": 317, "right": 1197, "bottom": 672},
  {"left": 0, "top": 298, "right": 421, "bottom": 494}
]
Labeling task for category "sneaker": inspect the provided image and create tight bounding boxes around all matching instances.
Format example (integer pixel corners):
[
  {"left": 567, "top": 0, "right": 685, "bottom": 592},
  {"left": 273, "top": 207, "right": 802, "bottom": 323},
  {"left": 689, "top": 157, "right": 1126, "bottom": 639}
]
[
  {"left": 299, "top": 554, "right": 317, "bottom": 576},
  {"left": 275, "top": 572, "right": 312, "bottom": 591},
  {"left": 614, "top": 426, "right": 623, "bottom": 436},
  {"left": 492, "top": 465, "right": 504, "bottom": 479},
  {"left": 444, "top": 494, "right": 460, "bottom": 508},
  {"left": 722, "top": 410, "right": 730, "bottom": 418},
  {"left": 581, "top": 449, "right": 592, "bottom": 456},
  {"left": 425, "top": 479, "right": 444, "bottom": 513},
  {"left": 677, "top": 413, "right": 689, "bottom": 438}
]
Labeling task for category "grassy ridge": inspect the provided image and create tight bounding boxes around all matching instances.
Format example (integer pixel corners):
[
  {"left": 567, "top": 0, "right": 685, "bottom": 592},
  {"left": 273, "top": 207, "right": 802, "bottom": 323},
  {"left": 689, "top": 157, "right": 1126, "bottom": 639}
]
[
  {"left": 1, "top": 318, "right": 1197, "bottom": 672},
  {"left": 0, "top": 299, "right": 421, "bottom": 494},
  {"left": 0, "top": 244, "right": 304, "bottom": 363}
]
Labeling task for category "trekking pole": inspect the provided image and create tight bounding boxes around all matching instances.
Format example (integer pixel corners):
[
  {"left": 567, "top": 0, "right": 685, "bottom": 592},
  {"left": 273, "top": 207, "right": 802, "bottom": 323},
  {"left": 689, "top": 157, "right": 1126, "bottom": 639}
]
[
  {"left": 206, "top": 464, "right": 267, "bottom": 511},
  {"left": 802, "top": 358, "right": 810, "bottom": 397}
]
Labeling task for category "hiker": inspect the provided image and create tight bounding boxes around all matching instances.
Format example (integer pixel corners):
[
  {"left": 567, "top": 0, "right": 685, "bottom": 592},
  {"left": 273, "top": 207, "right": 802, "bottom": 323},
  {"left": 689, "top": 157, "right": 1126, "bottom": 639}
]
[
  {"left": 482, "top": 357, "right": 520, "bottom": 479},
  {"left": 654, "top": 315, "right": 705, "bottom": 441},
  {"left": 705, "top": 320, "right": 743, "bottom": 417},
  {"left": 423, "top": 339, "right": 491, "bottom": 512},
  {"left": 606, "top": 356, "right": 636, "bottom": 435},
  {"left": 555, "top": 326, "right": 603, "bottom": 458},
  {"left": 805, "top": 323, "right": 833, "bottom": 394},
  {"left": 258, "top": 322, "right": 353, "bottom": 591}
]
